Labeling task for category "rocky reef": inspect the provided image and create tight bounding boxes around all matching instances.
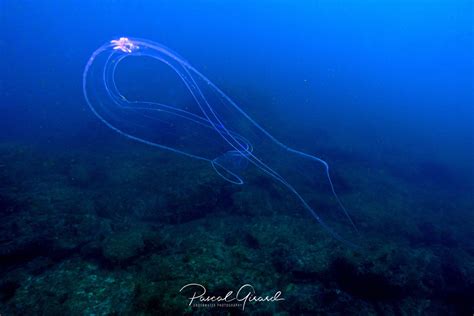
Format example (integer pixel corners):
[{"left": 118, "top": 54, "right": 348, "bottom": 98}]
[{"left": 0, "top": 142, "right": 472, "bottom": 315}]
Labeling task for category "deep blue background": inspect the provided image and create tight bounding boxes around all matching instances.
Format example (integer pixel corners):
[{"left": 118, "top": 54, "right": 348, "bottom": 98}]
[{"left": 1, "top": 0, "right": 473, "bottom": 186}]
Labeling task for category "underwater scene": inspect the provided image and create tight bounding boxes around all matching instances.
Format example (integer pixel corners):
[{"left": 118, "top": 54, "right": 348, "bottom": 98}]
[{"left": 1, "top": 0, "right": 473, "bottom": 315}]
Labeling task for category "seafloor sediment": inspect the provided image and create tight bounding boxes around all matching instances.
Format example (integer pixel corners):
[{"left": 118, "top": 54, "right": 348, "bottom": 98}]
[{"left": 0, "top": 142, "right": 472, "bottom": 315}]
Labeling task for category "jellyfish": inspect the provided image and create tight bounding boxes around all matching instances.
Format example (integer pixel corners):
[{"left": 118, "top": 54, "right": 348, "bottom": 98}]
[{"left": 83, "top": 37, "right": 358, "bottom": 244}]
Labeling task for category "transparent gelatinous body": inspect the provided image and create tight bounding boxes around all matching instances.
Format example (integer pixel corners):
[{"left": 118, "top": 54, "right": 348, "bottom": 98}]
[{"left": 83, "top": 37, "right": 358, "bottom": 244}]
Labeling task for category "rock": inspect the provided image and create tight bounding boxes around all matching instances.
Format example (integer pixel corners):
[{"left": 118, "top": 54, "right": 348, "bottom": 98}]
[{"left": 102, "top": 231, "right": 145, "bottom": 265}]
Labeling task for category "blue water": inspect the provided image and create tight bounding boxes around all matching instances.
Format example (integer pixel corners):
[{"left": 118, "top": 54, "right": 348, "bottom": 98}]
[
  {"left": 1, "top": 1, "right": 473, "bottom": 314},
  {"left": 3, "top": 1, "right": 473, "bottom": 182}
]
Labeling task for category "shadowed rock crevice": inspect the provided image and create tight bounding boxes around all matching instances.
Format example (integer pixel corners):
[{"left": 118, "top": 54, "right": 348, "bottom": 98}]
[{"left": 329, "top": 257, "right": 404, "bottom": 301}]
